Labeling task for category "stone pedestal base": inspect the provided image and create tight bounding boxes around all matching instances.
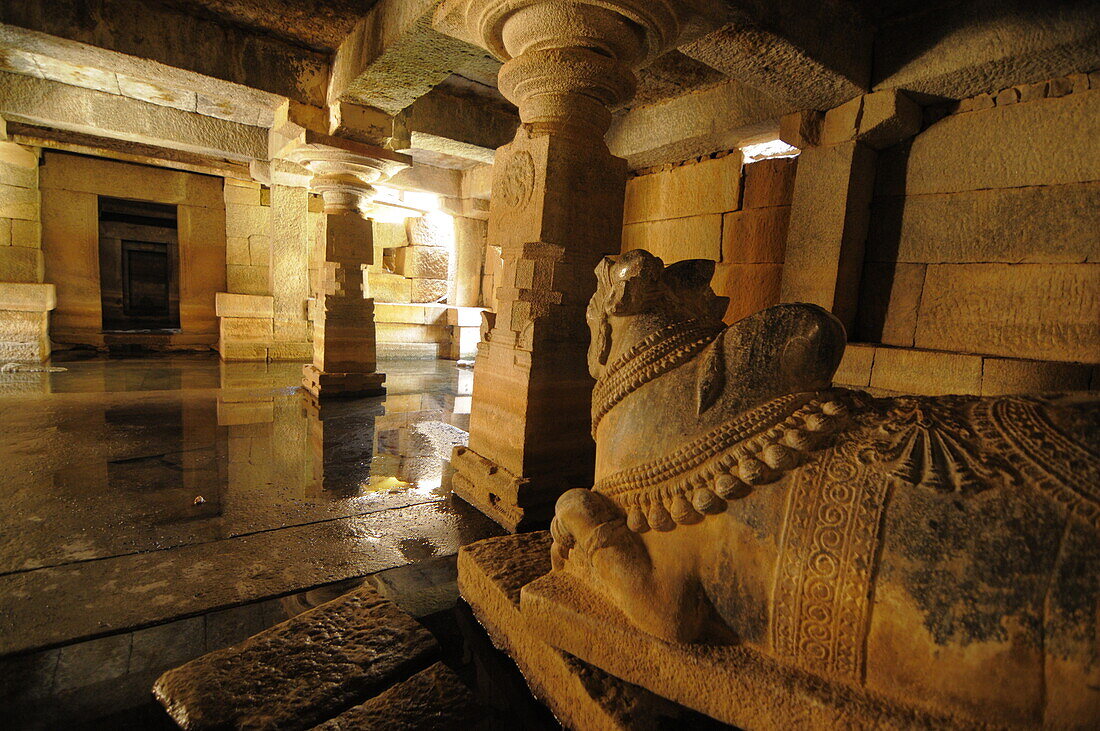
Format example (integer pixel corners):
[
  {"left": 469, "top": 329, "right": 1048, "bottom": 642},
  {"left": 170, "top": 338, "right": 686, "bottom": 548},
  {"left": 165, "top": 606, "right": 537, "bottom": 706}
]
[
  {"left": 520, "top": 570, "right": 957, "bottom": 729},
  {"left": 450, "top": 446, "right": 561, "bottom": 533},
  {"left": 458, "top": 532, "right": 702, "bottom": 730},
  {"left": 301, "top": 364, "right": 385, "bottom": 399},
  {"left": 0, "top": 282, "right": 56, "bottom": 363}
]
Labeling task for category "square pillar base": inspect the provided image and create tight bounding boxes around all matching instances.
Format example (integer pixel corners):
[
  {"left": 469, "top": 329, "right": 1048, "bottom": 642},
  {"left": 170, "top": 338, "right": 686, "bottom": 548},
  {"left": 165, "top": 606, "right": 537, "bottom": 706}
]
[
  {"left": 450, "top": 446, "right": 560, "bottom": 533},
  {"left": 301, "top": 364, "right": 385, "bottom": 399}
]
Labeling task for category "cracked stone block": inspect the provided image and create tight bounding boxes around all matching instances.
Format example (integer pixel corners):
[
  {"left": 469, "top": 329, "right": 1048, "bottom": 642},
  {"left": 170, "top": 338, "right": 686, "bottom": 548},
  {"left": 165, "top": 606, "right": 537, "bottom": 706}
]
[{"left": 153, "top": 585, "right": 438, "bottom": 730}]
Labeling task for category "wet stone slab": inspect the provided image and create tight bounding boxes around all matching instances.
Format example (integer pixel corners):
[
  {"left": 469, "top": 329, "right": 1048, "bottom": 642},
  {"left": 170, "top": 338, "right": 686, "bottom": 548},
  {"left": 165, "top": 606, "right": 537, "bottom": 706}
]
[
  {"left": 0, "top": 499, "right": 501, "bottom": 656},
  {"left": 154, "top": 584, "right": 438, "bottom": 731},
  {"left": 311, "top": 661, "right": 481, "bottom": 730}
]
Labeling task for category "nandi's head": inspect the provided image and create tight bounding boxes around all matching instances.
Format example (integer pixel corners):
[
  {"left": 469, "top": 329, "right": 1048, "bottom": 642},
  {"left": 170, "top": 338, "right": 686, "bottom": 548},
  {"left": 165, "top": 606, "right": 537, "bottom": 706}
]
[{"left": 587, "top": 249, "right": 729, "bottom": 379}]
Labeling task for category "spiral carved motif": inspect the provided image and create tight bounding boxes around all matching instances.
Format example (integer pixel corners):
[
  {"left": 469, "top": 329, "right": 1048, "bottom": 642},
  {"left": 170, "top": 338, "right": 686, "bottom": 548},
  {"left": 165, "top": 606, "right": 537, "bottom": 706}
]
[{"left": 771, "top": 438, "right": 888, "bottom": 683}]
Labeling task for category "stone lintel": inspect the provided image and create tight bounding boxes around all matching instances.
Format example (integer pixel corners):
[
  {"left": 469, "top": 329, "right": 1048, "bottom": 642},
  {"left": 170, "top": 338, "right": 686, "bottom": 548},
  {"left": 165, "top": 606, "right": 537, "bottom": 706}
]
[
  {"left": 821, "top": 90, "right": 922, "bottom": 149},
  {"left": 778, "top": 109, "right": 822, "bottom": 149},
  {"left": 0, "top": 72, "right": 266, "bottom": 161},
  {"left": 272, "top": 128, "right": 411, "bottom": 173},
  {"left": 0, "top": 281, "right": 55, "bottom": 311},
  {"left": 607, "top": 79, "right": 790, "bottom": 170},
  {"left": 9, "top": 122, "right": 251, "bottom": 181}
]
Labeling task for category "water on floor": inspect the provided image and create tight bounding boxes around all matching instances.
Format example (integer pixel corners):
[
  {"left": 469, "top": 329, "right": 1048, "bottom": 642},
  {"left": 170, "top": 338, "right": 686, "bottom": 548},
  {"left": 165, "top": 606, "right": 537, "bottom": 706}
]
[{"left": 0, "top": 353, "right": 552, "bottom": 728}]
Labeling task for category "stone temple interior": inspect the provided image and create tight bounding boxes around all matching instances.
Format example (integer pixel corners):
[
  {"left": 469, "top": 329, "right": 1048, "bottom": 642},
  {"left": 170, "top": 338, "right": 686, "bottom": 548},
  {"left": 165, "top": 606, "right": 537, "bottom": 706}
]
[{"left": 0, "top": 1, "right": 1097, "bottom": 729}]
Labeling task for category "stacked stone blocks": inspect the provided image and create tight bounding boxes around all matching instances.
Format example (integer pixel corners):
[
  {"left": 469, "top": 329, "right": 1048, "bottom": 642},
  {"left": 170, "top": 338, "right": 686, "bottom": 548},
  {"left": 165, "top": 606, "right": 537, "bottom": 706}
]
[
  {"left": 303, "top": 211, "right": 383, "bottom": 398},
  {"left": 224, "top": 178, "right": 271, "bottom": 296},
  {"left": 0, "top": 132, "right": 42, "bottom": 285},
  {"left": 0, "top": 282, "right": 54, "bottom": 361},
  {"left": 622, "top": 151, "right": 796, "bottom": 325}
]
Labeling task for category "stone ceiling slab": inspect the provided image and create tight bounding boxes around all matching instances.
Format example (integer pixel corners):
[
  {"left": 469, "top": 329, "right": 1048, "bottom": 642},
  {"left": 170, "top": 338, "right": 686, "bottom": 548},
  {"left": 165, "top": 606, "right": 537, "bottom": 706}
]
[
  {"left": 328, "top": 0, "right": 498, "bottom": 115},
  {"left": 0, "top": 0, "right": 328, "bottom": 105},
  {"left": 679, "top": 0, "right": 873, "bottom": 111},
  {"left": 607, "top": 79, "right": 793, "bottom": 170},
  {"left": 873, "top": 0, "right": 1100, "bottom": 100},
  {"left": 402, "top": 87, "right": 518, "bottom": 167},
  {"left": 630, "top": 50, "right": 727, "bottom": 110},
  {"left": 153, "top": 0, "right": 379, "bottom": 54}
]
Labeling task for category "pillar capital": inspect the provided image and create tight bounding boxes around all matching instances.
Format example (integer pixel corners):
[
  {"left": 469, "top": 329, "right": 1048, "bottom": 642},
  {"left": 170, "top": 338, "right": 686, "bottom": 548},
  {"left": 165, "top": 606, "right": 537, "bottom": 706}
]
[
  {"left": 436, "top": 0, "right": 683, "bottom": 136},
  {"left": 437, "top": 0, "right": 680, "bottom": 64},
  {"left": 276, "top": 130, "right": 411, "bottom": 216}
]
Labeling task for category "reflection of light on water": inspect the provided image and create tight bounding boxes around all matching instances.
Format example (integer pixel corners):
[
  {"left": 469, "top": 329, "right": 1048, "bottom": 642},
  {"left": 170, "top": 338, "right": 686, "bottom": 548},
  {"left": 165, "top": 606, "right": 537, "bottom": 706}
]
[
  {"left": 364, "top": 475, "right": 411, "bottom": 493},
  {"left": 417, "top": 474, "right": 443, "bottom": 491}
]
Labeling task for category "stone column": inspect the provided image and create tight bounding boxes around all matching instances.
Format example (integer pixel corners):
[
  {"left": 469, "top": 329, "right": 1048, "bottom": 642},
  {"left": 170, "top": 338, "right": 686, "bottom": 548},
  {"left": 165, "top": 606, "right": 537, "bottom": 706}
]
[
  {"left": 434, "top": 0, "right": 682, "bottom": 530},
  {"left": 451, "top": 215, "right": 486, "bottom": 308},
  {"left": 280, "top": 132, "right": 411, "bottom": 398},
  {"left": 267, "top": 184, "right": 314, "bottom": 361}
]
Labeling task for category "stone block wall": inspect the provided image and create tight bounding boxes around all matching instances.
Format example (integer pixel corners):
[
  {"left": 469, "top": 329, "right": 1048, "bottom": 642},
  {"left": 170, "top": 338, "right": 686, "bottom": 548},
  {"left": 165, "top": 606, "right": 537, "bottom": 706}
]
[
  {"left": 401, "top": 214, "right": 452, "bottom": 303},
  {"left": 224, "top": 179, "right": 271, "bottom": 296},
  {"left": 374, "top": 303, "right": 483, "bottom": 361},
  {"left": 216, "top": 292, "right": 273, "bottom": 361},
  {"left": 621, "top": 151, "right": 796, "bottom": 324},
  {"left": 845, "top": 74, "right": 1100, "bottom": 393},
  {"left": 0, "top": 143, "right": 42, "bottom": 285}
]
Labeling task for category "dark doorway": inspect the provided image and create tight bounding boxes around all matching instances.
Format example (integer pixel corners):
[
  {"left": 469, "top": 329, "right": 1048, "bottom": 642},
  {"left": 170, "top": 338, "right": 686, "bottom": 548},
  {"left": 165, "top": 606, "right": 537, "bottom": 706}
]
[{"left": 98, "top": 197, "right": 181, "bottom": 331}]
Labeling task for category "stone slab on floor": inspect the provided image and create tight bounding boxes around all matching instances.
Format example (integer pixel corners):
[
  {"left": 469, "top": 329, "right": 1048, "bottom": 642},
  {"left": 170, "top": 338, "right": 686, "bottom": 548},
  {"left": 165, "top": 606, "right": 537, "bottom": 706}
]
[
  {"left": 458, "top": 532, "right": 709, "bottom": 730},
  {"left": 154, "top": 584, "right": 438, "bottom": 731},
  {"left": 311, "top": 661, "right": 480, "bottom": 730},
  {"left": 520, "top": 570, "right": 963, "bottom": 730},
  {"left": 0, "top": 500, "right": 501, "bottom": 656}
]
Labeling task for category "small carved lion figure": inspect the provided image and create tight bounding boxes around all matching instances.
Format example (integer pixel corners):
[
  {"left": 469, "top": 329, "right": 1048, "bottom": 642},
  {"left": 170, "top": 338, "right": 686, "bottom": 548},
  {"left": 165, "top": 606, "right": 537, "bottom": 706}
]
[{"left": 551, "top": 249, "right": 1100, "bottom": 727}]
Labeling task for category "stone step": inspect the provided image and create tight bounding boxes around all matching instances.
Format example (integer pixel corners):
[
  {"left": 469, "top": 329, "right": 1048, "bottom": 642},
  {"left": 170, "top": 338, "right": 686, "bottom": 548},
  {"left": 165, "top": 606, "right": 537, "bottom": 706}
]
[
  {"left": 310, "top": 661, "right": 480, "bottom": 730},
  {"left": 153, "top": 585, "right": 440, "bottom": 730}
]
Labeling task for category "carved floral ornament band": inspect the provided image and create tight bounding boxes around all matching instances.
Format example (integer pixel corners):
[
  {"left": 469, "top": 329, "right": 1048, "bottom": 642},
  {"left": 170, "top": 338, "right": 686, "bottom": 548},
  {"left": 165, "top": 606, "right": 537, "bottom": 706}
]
[{"left": 595, "top": 391, "right": 1100, "bottom": 535}]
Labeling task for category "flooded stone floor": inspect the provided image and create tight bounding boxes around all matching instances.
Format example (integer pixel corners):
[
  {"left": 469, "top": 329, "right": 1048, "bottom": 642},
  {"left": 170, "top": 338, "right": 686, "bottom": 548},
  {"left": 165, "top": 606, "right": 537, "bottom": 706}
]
[{"left": 0, "top": 354, "right": 556, "bottom": 728}]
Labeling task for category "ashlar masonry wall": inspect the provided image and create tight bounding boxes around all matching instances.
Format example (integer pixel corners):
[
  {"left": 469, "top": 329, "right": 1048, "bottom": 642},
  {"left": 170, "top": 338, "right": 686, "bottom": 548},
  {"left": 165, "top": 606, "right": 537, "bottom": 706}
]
[
  {"left": 621, "top": 151, "right": 796, "bottom": 324},
  {"left": 841, "top": 75, "right": 1100, "bottom": 395}
]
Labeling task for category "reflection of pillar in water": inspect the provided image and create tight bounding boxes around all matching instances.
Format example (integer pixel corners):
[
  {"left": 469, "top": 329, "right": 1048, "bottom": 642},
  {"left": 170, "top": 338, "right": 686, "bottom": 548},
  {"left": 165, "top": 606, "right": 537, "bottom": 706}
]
[
  {"left": 302, "top": 394, "right": 383, "bottom": 497},
  {"left": 217, "top": 362, "right": 279, "bottom": 518}
]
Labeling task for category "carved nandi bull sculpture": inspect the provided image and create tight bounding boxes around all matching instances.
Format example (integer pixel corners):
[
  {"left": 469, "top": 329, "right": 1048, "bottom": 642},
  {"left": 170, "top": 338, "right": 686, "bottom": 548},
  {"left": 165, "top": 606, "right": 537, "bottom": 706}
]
[{"left": 550, "top": 249, "right": 1100, "bottom": 727}]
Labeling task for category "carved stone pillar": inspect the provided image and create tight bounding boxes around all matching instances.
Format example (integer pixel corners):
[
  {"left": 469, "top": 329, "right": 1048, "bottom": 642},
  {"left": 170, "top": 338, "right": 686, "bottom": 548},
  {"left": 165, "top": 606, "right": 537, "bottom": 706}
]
[
  {"left": 279, "top": 132, "right": 411, "bottom": 399},
  {"left": 434, "top": 0, "right": 682, "bottom": 530}
]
